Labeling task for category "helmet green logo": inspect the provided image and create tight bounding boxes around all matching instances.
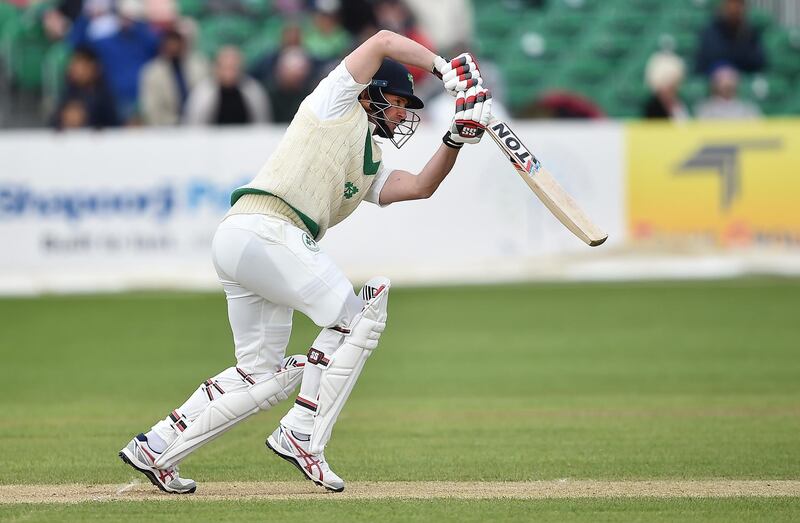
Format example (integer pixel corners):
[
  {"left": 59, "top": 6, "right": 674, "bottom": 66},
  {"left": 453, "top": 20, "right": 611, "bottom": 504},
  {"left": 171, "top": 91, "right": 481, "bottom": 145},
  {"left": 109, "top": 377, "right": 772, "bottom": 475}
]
[{"left": 408, "top": 73, "right": 414, "bottom": 89}]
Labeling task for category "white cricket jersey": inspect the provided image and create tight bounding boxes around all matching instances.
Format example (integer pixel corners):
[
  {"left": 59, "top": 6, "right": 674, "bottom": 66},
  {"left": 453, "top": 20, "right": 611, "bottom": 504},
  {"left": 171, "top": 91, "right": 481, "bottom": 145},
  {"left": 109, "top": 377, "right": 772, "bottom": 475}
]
[{"left": 227, "top": 61, "right": 393, "bottom": 240}]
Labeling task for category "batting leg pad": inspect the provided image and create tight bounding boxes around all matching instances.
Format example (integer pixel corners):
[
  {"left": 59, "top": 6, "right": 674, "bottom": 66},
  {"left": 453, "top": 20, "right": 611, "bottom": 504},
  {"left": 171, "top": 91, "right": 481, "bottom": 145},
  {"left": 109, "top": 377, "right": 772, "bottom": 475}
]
[
  {"left": 154, "top": 357, "right": 305, "bottom": 468},
  {"left": 310, "top": 277, "right": 390, "bottom": 453}
]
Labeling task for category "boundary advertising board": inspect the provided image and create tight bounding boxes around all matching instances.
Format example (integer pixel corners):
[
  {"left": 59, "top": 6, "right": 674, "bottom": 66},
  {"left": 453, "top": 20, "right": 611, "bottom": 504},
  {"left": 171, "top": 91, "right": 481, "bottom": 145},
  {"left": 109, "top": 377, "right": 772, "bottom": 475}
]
[
  {"left": 627, "top": 120, "right": 800, "bottom": 249},
  {"left": 0, "top": 124, "right": 622, "bottom": 294}
]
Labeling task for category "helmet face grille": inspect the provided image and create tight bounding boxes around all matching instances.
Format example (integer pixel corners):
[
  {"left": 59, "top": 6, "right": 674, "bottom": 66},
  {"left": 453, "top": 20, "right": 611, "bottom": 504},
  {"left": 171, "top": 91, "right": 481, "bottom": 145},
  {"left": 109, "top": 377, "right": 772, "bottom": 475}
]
[{"left": 365, "top": 86, "right": 420, "bottom": 149}]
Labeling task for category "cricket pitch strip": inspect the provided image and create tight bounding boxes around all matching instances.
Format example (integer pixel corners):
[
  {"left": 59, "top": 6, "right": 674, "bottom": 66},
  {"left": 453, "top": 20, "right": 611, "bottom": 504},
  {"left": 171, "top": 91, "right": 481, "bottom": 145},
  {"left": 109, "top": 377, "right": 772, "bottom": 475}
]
[{"left": 1, "top": 481, "right": 799, "bottom": 504}]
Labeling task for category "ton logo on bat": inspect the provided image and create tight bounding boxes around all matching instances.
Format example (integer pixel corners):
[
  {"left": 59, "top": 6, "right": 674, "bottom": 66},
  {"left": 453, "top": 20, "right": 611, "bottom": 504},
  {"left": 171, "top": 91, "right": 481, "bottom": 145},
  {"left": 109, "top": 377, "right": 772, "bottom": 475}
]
[{"left": 490, "top": 122, "right": 540, "bottom": 175}]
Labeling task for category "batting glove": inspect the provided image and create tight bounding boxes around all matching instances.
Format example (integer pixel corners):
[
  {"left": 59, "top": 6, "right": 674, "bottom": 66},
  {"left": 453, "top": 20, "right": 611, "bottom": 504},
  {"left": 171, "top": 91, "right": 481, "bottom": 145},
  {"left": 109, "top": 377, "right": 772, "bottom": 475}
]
[
  {"left": 433, "top": 53, "right": 482, "bottom": 97},
  {"left": 443, "top": 86, "right": 493, "bottom": 148}
]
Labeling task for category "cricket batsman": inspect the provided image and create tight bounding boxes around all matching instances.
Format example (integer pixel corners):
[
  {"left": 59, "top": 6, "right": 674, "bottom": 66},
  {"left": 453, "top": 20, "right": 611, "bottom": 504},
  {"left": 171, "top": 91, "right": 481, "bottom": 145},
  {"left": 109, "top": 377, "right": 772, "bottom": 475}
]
[{"left": 119, "top": 29, "right": 492, "bottom": 494}]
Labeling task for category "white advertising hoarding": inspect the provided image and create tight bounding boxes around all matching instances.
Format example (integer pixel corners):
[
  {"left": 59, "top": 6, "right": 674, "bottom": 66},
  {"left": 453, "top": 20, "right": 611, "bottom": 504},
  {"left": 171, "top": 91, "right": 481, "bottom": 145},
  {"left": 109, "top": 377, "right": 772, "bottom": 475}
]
[{"left": 0, "top": 123, "right": 624, "bottom": 294}]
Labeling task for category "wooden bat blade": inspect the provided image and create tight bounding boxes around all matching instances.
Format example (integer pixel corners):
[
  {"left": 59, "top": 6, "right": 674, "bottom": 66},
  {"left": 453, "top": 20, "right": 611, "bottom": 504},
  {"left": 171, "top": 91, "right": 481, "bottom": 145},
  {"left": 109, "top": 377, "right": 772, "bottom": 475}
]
[
  {"left": 485, "top": 119, "right": 608, "bottom": 247},
  {"left": 523, "top": 166, "right": 608, "bottom": 246}
]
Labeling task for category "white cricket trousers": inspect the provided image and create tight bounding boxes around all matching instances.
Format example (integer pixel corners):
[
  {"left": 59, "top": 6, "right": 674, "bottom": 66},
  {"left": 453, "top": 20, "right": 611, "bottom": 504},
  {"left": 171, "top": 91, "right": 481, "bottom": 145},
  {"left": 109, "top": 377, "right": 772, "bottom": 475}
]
[
  {"left": 151, "top": 214, "right": 364, "bottom": 446},
  {"left": 212, "top": 214, "right": 363, "bottom": 373}
]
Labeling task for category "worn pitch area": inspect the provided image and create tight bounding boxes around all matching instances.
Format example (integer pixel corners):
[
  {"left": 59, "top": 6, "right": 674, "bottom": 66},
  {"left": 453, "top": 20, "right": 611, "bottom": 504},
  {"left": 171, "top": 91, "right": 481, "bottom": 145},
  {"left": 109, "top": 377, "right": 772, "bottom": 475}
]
[{"left": 1, "top": 481, "right": 799, "bottom": 504}]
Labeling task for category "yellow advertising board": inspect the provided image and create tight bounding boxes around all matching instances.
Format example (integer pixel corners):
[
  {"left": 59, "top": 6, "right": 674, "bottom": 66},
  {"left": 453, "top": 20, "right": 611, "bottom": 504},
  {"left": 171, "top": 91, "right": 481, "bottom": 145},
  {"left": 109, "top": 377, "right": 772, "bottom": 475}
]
[{"left": 627, "top": 120, "right": 800, "bottom": 248}]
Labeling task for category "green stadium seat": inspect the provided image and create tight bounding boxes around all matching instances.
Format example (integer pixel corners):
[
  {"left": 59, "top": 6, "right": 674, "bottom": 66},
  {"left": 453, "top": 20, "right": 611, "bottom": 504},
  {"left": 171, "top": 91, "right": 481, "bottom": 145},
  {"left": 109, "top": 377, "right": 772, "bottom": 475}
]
[
  {"left": 548, "top": 0, "right": 600, "bottom": 14},
  {"left": 503, "top": 55, "right": 543, "bottom": 84},
  {"left": 654, "top": 30, "right": 698, "bottom": 58},
  {"left": 600, "top": 10, "right": 650, "bottom": 35},
  {"left": 500, "top": 52, "right": 561, "bottom": 90},
  {"left": 613, "top": 103, "right": 641, "bottom": 119},
  {"left": 15, "top": 47, "right": 49, "bottom": 91},
  {"left": 1, "top": 15, "right": 50, "bottom": 91},
  {"left": 479, "top": 10, "right": 518, "bottom": 37},
  {"left": 507, "top": 83, "right": 536, "bottom": 110},
  {"left": 42, "top": 42, "right": 70, "bottom": 107},
  {"left": 589, "top": 32, "right": 638, "bottom": 61},
  {"left": 589, "top": 87, "right": 619, "bottom": 117},
  {"left": 474, "top": 0, "right": 723, "bottom": 117},
  {"left": 787, "top": 95, "right": 800, "bottom": 115},
  {"left": 608, "top": 80, "right": 648, "bottom": 110},
  {"left": 625, "top": 0, "right": 664, "bottom": 13},
  {"left": 0, "top": 3, "right": 20, "bottom": 30},
  {"left": 516, "top": 30, "right": 571, "bottom": 64},
  {"left": 563, "top": 58, "right": 613, "bottom": 84},
  {"left": 242, "top": 19, "right": 283, "bottom": 68},
  {"left": 198, "top": 16, "right": 259, "bottom": 56},
  {"left": 178, "top": 0, "right": 204, "bottom": 18},
  {"left": 544, "top": 11, "right": 587, "bottom": 37},
  {"left": 681, "top": 77, "right": 708, "bottom": 107},
  {"left": 660, "top": 7, "right": 709, "bottom": 33},
  {"left": 749, "top": 8, "right": 774, "bottom": 32},
  {"left": 766, "top": 29, "right": 800, "bottom": 78},
  {"left": 476, "top": 35, "right": 506, "bottom": 60},
  {"left": 770, "top": 53, "right": 800, "bottom": 78},
  {"left": 469, "top": 0, "right": 753, "bottom": 117},
  {"left": 241, "top": 0, "right": 273, "bottom": 18},
  {"left": 759, "top": 75, "right": 791, "bottom": 105},
  {"left": 505, "top": 66, "right": 575, "bottom": 112},
  {"left": 762, "top": 99, "right": 788, "bottom": 116}
]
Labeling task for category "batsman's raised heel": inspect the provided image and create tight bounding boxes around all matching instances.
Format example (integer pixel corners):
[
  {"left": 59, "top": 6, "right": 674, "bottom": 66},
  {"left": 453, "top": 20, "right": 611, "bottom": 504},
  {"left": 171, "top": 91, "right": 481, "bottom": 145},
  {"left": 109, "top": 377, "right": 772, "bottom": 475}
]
[{"left": 266, "top": 425, "right": 345, "bottom": 492}]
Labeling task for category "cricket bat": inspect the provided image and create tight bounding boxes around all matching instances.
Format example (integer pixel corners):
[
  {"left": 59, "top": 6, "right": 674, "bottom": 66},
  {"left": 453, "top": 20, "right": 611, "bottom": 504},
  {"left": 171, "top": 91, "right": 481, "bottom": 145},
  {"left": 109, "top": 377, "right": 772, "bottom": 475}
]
[{"left": 485, "top": 118, "right": 608, "bottom": 247}]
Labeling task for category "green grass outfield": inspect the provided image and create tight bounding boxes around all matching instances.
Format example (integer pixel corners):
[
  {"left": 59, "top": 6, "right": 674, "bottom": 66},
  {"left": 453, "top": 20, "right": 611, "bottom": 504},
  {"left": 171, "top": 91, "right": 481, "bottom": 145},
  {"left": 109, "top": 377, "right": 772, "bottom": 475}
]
[{"left": 0, "top": 278, "right": 798, "bottom": 521}]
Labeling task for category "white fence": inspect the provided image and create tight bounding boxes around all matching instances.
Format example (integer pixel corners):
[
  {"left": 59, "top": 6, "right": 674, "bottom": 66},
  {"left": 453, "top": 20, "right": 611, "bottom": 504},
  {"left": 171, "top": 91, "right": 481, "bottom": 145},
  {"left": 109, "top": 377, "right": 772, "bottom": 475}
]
[
  {"left": 0, "top": 123, "right": 623, "bottom": 294},
  {"left": 1, "top": 119, "right": 798, "bottom": 295}
]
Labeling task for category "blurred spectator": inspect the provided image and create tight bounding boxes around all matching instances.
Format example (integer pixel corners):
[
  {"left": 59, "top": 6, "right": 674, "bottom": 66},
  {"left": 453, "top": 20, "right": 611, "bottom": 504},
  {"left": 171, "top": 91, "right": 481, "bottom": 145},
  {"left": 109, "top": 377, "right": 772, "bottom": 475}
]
[
  {"left": 71, "top": 0, "right": 159, "bottom": 124},
  {"left": 43, "top": 0, "right": 84, "bottom": 40},
  {"left": 184, "top": 46, "right": 271, "bottom": 125},
  {"left": 250, "top": 22, "right": 315, "bottom": 89},
  {"left": 338, "top": 0, "right": 378, "bottom": 42},
  {"left": 68, "top": 0, "right": 119, "bottom": 47},
  {"left": 140, "top": 29, "right": 209, "bottom": 126},
  {"left": 303, "top": 1, "right": 351, "bottom": 63},
  {"left": 373, "top": 0, "right": 435, "bottom": 86},
  {"left": 144, "top": 0, "right": 179, "bottom": 31},
  {"left": 694, "top": 65, "right": 761, "bottom": 119},
  {"left": 58, "top": 0, "right": 86, "bottom": 21},
  {"left": 642, "top": 52, "right": 689, "bottom": 120},
  {"left": 51, "top": 47, "right": 119, "bottom": 130},
  {"left": 403, "top": 0, "right": 473, "bottom": 55},
  {"left": 265, "top": 46, "right": 315, "bottom": 123},
  {"left": 695, "top": 0, "right": 766, "bottom": 75},
  {"left": 43, "top": 10, "right": 72, "bottom": 41}
]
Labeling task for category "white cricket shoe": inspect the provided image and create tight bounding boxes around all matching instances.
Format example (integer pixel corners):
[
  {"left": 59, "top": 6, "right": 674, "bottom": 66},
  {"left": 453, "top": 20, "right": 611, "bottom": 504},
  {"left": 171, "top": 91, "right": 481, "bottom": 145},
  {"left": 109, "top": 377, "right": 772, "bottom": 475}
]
[
  {"left": 266, "top": 425, "right": 345, "bottom": 492},
  {"left": 119, "top": 433, "right": 197, "bottom": 494}
]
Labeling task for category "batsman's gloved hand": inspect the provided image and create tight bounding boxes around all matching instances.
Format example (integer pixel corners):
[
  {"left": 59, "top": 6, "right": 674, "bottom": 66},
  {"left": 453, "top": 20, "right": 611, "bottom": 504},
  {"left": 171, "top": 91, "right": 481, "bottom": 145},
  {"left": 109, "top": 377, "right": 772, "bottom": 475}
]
[
  {"left": 443, "top": 86, "right": 493, "bottom": 149},
  {"left": 433, "top": 53, "right": 482, "bottom": 97}
]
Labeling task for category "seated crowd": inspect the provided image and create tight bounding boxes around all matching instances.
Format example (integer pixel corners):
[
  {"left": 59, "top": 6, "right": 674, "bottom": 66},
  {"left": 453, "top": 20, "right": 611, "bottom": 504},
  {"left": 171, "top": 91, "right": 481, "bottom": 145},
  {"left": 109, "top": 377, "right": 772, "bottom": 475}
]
[
  {"left": 41, "top": 0, "right": 462, "bottom": 130},
  {"left": 13, "top": 0, "right": 775, "bottom": 128}
]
